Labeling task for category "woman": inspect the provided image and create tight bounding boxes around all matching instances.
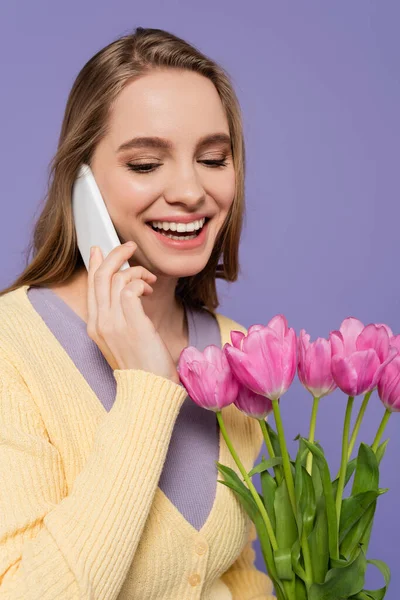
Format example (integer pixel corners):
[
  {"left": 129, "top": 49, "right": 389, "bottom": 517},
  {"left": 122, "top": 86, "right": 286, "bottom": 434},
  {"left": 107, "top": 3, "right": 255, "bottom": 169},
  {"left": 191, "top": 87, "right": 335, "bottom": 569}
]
[{"left": 0, "top": 27, "right": 275, "bottom": 599}]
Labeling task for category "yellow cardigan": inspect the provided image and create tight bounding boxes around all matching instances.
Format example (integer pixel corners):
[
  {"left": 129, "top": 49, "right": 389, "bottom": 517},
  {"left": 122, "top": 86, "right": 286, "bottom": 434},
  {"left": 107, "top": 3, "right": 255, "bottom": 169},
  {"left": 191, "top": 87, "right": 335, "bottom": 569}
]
[{"left": 0, "top": 284, "right": 275, "bottom": 600}]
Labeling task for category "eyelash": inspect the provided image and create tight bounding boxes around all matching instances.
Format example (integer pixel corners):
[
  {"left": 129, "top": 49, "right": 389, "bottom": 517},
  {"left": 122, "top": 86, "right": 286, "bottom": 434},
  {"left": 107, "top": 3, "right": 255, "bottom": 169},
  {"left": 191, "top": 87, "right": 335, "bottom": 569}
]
[{"left": 126, "top": 158, "right": 229, "bottom": 174}]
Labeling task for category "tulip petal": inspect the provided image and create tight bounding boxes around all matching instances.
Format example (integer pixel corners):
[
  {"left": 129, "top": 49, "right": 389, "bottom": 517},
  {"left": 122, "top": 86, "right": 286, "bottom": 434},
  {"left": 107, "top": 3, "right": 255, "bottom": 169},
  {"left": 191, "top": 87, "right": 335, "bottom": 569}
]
[
  {"left": 234, "top": 384, "right": 273, "bottom": 419},
  {"left": 224, "top": 345, "right": 265, "bottom": 394},
  {"left": 370, "top": 345, "right": 398, "bottom": 390},
  {"left": 301, "top": 337, "right": 336, "bottom": 398},
  {"left": 330, "top": 331, "right": 345, "bottom": 357},
  {"left": 376, "top": 323, "right": 394, "bottom": 338},
  {"left": 378, "top": 355, "right": 400, "bottom": 411},
  {"left": 339, "top": 317, "right": 365, "bottom": 354},
  {"left": 332, "top": 350, "right": 380, "bottom": 396},
  {"left": 267, "top": 314, "right": 288, "bottom": 339},
  {"left": 230, "top": 330, "right": 245, "bottom": 349},
  {"left": 247, "top": 324, "right": 265, "bottom": 335},
  {"left": 356, "top": 324, "right": 390, "bottom": 363},
  {"left": 390, "top": 334, "right": 400, "bottom": 352}
]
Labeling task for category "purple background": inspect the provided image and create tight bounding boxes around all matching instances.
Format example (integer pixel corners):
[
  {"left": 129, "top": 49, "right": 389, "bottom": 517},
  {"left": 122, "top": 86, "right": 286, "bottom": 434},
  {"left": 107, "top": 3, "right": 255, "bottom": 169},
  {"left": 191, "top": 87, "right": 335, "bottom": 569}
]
[{"left": 1, "top": 1, "right": 399, "bottom": 596}]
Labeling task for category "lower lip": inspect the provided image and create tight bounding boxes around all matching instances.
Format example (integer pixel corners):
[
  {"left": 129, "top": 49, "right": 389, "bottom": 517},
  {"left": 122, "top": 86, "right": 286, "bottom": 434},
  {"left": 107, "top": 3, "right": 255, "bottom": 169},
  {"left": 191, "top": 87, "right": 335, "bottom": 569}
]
[{"left": 147, "top": 220, "right": 209, "bottom": 249}]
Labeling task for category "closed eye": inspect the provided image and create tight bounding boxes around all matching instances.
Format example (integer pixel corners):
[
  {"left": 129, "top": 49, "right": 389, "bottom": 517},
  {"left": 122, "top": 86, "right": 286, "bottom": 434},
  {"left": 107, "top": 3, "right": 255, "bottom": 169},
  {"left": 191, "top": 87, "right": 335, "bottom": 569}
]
[{"left": 126, "top": 158, "right": 229, "bottom": 174}]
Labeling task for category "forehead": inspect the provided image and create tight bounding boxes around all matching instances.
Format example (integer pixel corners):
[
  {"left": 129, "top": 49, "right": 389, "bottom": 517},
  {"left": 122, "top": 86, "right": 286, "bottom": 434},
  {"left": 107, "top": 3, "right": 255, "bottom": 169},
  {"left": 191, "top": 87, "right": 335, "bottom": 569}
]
[{"left": 108, "top": 69, "right": 229, "bottom": 142}]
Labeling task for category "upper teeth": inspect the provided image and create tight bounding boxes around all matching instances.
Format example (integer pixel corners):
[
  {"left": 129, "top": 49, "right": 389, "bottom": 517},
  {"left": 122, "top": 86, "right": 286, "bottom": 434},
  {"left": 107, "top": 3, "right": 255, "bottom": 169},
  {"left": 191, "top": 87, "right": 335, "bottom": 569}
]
[{"left": 150, "top": 217, "right": 206, "bottom": 232}]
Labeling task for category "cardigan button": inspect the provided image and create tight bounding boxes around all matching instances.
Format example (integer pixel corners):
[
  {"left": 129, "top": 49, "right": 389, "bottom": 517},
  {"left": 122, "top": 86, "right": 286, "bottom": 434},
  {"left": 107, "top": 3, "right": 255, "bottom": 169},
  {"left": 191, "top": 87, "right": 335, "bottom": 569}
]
[
  {"left": 188, "top": 573, "right": 201, "bottom": 586},
  {"left": 195, "top": 541, "right": 207, "bottom": 555}
]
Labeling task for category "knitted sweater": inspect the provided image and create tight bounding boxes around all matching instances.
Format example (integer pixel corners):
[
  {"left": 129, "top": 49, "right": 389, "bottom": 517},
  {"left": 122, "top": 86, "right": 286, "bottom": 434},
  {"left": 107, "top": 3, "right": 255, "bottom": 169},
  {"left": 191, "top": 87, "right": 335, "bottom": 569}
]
[
  {"left": 0, "top": 284, "right": 275, "bottom": 600},
  {"left": 26, "top": 284, "right": 224, "bottom": 532}
]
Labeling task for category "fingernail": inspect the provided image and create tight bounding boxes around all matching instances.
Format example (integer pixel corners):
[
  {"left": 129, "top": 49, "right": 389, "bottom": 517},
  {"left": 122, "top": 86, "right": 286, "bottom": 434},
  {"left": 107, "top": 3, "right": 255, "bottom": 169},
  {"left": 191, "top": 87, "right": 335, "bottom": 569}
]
[
  {"left": 126, "top": 241, "right": 135, "bottom": 247},
  {"left": 90, "top": 246, "right": 96, "bottom": 257}
]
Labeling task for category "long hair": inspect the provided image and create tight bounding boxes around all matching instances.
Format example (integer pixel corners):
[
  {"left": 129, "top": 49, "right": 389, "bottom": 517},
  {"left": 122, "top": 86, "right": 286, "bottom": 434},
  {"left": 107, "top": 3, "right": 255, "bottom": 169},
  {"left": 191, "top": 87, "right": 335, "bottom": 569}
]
[{"left": 0, "top": 27, "right": 246, "bottom": 313}]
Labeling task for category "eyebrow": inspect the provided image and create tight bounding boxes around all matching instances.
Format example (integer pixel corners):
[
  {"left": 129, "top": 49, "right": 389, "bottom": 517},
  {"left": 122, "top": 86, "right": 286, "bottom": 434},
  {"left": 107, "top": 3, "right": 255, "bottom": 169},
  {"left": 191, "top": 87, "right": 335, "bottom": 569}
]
[{"left": 116, "top": 132, "right": 232, "bottom": 153}]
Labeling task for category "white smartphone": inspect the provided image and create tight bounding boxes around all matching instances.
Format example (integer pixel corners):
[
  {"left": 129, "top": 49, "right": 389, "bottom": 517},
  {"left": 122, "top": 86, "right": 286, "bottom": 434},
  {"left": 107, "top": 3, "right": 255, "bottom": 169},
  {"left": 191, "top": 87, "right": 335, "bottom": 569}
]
[{"left": 72, "top": 164, "right": 130, "bottom": 272}]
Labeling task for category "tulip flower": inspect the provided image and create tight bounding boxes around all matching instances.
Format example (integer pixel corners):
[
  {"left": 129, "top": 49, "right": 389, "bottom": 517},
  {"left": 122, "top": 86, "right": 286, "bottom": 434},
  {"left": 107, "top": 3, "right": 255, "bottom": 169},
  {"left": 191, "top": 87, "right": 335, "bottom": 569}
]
[
  {"left": 224, "top": 315, "right": 298, "bottom": 516},
  {"left": 377, "top": 353, "right": 400, "bottom": 413},
  {"left": 224, "top": 315, "right": 297, "bottom": 402},
  {"left": 330, "top": 318, "right": 397, "bottom": 397},
  {"left": 298, "top": 330, "right": 337, "bottom": 475},
  {"left": 298, "top": 330, "right": 337, "bottom": 399},
  {"left": 234, "top": 383, "right": 273, "bottom": 420},
  {"left": 177, "top": 344, "right": 238, "bottom": 412},
  {"left": 369, "top": 348, "right": 400, "bottom": 454}
]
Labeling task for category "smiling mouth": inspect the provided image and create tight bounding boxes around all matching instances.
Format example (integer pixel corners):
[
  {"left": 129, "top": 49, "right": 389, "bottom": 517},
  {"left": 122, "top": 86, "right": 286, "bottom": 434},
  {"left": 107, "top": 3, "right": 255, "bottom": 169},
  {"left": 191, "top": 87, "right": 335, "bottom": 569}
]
[{"left": 145, "top": 217, "right": 210, "bottom": 240}]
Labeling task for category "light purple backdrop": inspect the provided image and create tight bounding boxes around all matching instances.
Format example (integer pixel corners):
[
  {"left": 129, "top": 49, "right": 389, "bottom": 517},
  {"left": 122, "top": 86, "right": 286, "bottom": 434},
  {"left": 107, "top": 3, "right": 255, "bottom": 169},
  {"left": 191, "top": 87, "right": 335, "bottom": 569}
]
[{"left": 1, "top": 1, "right": 399, "bottom": 596}]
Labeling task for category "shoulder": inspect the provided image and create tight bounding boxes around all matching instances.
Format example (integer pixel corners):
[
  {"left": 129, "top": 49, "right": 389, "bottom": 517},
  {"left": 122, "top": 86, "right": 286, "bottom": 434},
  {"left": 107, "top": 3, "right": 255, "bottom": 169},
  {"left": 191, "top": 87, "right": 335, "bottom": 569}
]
[
  {"left": 213, "top": 312, "right": 247, "bottom": 346},
  {"left": 0, "top": 285, "right": 34, "bottom": 356}
]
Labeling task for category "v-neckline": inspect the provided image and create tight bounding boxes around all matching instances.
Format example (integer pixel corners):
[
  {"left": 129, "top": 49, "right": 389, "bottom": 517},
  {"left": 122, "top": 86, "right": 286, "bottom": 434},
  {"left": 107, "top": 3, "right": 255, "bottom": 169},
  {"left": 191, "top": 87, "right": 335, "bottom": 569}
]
[{"left": 16, "top": 283, "right": 230, "bottom": 539}]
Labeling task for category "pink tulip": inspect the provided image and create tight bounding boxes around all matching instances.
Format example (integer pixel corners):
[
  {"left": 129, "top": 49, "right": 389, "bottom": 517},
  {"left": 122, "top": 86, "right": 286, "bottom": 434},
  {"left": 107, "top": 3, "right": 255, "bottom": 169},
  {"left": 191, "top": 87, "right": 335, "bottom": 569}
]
[
  {"left": 234, "top": 382, "right": 273, "bottom": 420},
  {"left": 177, "top": 344, "right": 239, "bottom": 412},
  {"left": 298, "top": 330, "right": 337, "bottom": 398},
  {"left": 376, "top": 323, "right": 394, "bottom": 338},
  {"left": 377, "top": 354, "right": 400, "bottom": 412},
  {"left": 223, "top": 315, "right": 297, "bottom": 402},
  {"left": 330, "top": 318, "right": 397, "bottom": 396},
  {"left": 390, "top": 334, "right": 400, "bottom": 351}
]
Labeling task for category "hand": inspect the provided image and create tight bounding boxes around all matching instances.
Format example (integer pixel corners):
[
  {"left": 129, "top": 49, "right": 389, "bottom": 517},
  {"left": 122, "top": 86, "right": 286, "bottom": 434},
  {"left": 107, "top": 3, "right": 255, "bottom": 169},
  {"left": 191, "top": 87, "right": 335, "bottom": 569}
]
[{"left": 86, "top": 242, "right": 179, "bottom": 384}]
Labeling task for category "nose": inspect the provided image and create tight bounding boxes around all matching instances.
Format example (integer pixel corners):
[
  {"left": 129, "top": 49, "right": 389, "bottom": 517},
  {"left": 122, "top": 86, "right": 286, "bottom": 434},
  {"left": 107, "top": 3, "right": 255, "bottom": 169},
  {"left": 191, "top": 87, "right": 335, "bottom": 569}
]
[{"left": 164, "top": 164, "right": 206, "bottom": 209}]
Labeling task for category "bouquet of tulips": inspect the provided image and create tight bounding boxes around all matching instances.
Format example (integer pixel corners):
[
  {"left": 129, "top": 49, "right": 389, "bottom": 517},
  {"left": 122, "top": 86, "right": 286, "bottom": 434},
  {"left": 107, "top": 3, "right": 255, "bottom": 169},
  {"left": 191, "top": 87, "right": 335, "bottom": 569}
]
[{"left": 177, "top": 315, "right": 398, "bottom": 600}]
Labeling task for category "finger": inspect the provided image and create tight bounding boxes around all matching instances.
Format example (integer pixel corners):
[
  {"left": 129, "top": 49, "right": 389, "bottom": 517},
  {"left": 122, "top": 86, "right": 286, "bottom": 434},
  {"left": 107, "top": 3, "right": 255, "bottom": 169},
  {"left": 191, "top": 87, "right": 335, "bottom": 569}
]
[
  {"left": 120, "top": 279, "right": 154, "bottom": 326},
  {"left": 87, "top": 245, "right": 103, "bottom": 334},
  {"left": 94, "top": 243, "right": 136, "bottom": 315},
  {"left": 110, "top": 265, "right": 156, "bottom": 315}
]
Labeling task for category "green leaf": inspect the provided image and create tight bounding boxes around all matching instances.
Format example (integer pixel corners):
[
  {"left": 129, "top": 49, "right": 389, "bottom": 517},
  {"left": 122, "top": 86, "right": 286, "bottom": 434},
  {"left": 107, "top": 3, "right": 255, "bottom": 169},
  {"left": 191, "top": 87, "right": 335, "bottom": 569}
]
[
  {"left": 265, "top": 421, "right": 282, "bottom": 456},
  {"left": 216, "top": 462, "right": 286, "bottom": 599},
  {"left": 375, "top": 439, "right": 389, "bottom": 466},
  {"left": 350, "top": 558, "right": 391, "bottom": 600},
  {"left": 295, "top": 576, "right": 308, "bottom": 600},
  {"left": 309, "top": 546, "right": 367, "bottom": 600},
  {"left": 291, "top": 538, "right": 308, "bottom": 582},
  {"left": 352, "top": 443, "right": 379, "bottom": 496},
  {"left": 338, "top": 443, "right": 382, "bottom": 560},
  {"left": 340, "top": 501, "right": 376, "bottom": 559},
  {"left": 302, "top": 439, "right": 338, "bottom": 560},
  {"left": 311, "top": 451, "right": 323, "bottom": 502},
  {"left": 216, "top": 462, "right": 259, "bottom": 520},
  {"left": 339, "top": 490, "right": 382, "bottom": 543},
  {"left": 274, "top": 548, "right": 293, "bottom": 581},
  {"left": 274, "top": 479, "right": 297, "bottom": 581},
  {"left": 332, "top": 457, "right": 357, "bottom": 497},
  {"left": 308, "top": 495, "right": 330, "bottom": 584},
  {"left": 300, "top": 466, "right": 316, "bottom": 538},
  {"left": 260, "top": 469, "right": 277, "bottom": 531},
  {"left": 248, "top": 456, "right": 283, "bottom": 477}
]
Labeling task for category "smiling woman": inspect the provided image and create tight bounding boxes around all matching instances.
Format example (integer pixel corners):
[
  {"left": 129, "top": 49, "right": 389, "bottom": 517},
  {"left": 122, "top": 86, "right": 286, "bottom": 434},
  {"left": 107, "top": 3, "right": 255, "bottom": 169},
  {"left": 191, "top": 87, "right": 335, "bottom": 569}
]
[{"left": 0, "top": 26, "right": 274, "bottom": 600}]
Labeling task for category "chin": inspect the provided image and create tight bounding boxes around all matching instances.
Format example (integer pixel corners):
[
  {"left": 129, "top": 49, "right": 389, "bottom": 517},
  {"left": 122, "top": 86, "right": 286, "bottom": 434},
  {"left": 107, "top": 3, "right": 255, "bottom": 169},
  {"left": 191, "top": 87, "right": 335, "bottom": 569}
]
[{"left": 155, "top": 261, "right": 209, "bottom": 279}]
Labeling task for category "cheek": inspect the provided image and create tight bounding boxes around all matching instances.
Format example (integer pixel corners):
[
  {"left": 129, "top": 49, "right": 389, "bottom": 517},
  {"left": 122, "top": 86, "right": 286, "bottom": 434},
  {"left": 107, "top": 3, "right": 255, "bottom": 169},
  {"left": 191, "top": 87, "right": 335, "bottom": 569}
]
[
  {"left": 214, "top": 171, "right": 236, "bottom": 213},
  {"left": 105, "top": 172, "right": 153, "bottom": 218}
]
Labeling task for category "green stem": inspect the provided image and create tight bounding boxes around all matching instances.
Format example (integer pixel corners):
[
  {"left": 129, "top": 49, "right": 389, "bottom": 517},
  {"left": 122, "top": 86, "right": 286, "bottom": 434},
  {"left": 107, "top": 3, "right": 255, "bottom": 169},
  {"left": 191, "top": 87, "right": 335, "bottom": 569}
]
[
  {"left": 347, "top": 391, "right": 372, "bottom": 460},
  {"left": 306, "top": 396, "right": 320, "bottom": 475},
  {"left": 371, "top": 408, "right": 392, "bottom": 453},
  {"left": 216, "top": 411, "right": 278, "bottom": 551},
  {"left": 336, "top": 396, "right": 354, "bottom": 525},
  {"left": 271, "top": 399, "right": 297, "bottom": 518},
  {"left": 259, "top": 418, "right": 282, "bottom": 484}
]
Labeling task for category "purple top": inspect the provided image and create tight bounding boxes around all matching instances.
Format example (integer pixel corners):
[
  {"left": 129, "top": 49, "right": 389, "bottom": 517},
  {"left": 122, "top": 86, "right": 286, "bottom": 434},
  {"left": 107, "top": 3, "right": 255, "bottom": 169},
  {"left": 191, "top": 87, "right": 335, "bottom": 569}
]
[{"left": 27, "top": 285, "right": 222, "bottom": 531}]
